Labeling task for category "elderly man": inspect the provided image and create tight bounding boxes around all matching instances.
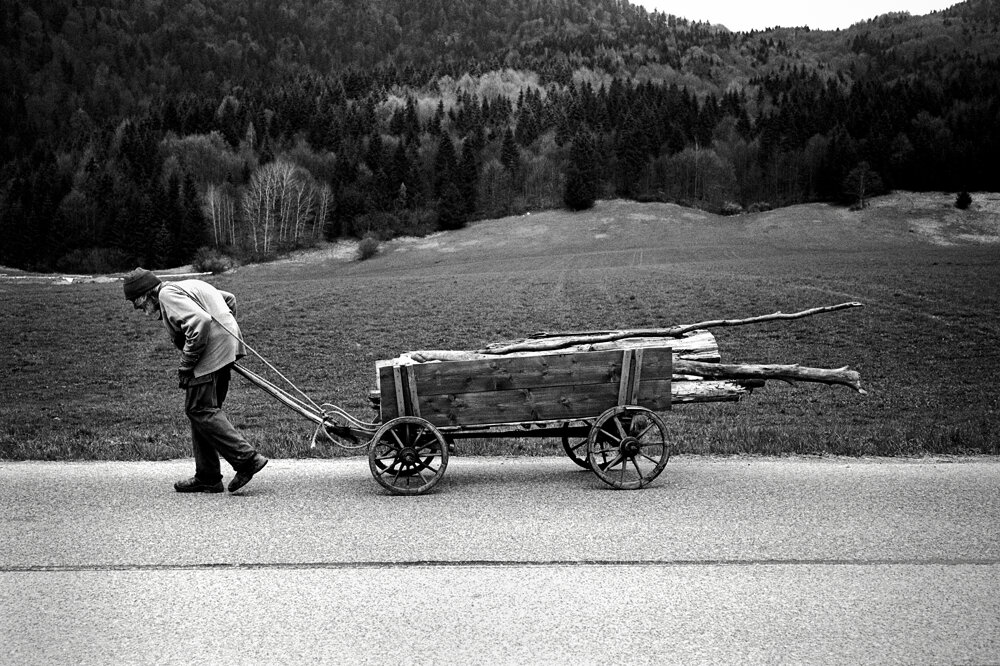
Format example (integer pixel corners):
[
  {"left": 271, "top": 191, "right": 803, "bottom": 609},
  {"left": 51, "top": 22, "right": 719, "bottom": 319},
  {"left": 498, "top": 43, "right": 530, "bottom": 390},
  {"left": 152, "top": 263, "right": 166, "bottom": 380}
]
[{"left": 124, "top": 268, "right": 268, "bottom": 494}]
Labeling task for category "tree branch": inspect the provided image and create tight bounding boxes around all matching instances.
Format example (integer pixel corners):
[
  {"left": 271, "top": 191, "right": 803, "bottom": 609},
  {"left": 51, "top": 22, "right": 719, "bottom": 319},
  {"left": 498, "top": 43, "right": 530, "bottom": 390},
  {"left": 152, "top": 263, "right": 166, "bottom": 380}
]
[{"left": 479, "top": 302, "right": 863, "bottom": 354}]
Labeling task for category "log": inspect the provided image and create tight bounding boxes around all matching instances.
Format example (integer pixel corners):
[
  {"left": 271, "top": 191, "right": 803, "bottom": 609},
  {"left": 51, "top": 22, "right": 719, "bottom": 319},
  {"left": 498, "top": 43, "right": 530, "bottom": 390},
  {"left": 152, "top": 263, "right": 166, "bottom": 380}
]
[
  {"left": 670, "top": 378, "right": 764, "bottom": 404},
  {"left": 580, "top": 332, "right": 719, "bottom": 361},
  {"left": 403, "top": 330, "right": 720, "bottom": 364},
  {"left": 673, "top": 358, "right": 866, "bottom": 394},
  {"left": 480, "top": 302, "right": 863, "bottom": 354}
]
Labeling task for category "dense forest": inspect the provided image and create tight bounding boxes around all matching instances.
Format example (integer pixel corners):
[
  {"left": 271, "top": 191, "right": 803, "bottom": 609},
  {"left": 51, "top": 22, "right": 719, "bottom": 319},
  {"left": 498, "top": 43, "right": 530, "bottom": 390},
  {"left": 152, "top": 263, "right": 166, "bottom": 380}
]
[{"left": 2, "top": 0, "right": 999, "bottom": 272}]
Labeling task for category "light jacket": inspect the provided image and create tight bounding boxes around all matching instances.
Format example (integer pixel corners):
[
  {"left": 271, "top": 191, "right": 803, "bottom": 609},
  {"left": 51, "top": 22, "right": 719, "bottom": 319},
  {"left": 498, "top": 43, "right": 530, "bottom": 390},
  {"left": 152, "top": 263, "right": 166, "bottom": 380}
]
[{"left": 158, "top": 280, "right": 246, "bottom": 377}]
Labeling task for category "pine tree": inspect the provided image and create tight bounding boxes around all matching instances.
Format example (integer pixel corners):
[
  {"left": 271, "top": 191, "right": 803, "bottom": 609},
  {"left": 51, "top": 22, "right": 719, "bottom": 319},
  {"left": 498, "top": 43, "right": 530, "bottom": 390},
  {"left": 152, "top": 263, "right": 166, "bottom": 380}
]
[
  {"left": 459, "top": 139, "right": 479, "bottom": 216},
  {"left": 614, "top": 118, "right": 648, "bottom": 197},
  {"left": 404, "top": 97, "right": 421, "bottom": 142},
  {"left": 564, "top": 132, "right": 599, "bottom": 211},
  {"left": 437, "top": 182, "right": 467, "bottom": 231},
  {"left": 216, "top": 95, "right": 242, "bottom": 149},
  {"left": 434, "top": 134, "right": 458, "bottom": 198},
  {"left": 164, "top": 172, "right": 186, "bottom": 266},
  {"left": 179, "top": 173, "right": 207, "bottom": 261},
  {"left": 500, "top": 128, "right": 520, "bottom": 175},
  {"left": 365, "top": 133, "right": 384, "bottom": 173},
  {"left": 389, "top": 141, "right": 412, "bottom": 203}
]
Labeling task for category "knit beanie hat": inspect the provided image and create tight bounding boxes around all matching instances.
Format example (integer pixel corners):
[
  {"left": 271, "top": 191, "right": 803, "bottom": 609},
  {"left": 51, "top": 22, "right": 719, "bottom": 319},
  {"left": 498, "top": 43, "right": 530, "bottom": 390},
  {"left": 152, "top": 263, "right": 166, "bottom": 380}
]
[{"left": 123, "top": 268, "right": 162, "bottom": 300}]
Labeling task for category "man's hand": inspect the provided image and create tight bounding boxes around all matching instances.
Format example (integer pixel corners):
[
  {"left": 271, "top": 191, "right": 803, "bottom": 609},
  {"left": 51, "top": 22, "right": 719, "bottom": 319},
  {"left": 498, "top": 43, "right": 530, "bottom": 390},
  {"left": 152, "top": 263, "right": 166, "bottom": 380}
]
[{"left": 178, "top": 369, "right": 195, "bottom": 389}]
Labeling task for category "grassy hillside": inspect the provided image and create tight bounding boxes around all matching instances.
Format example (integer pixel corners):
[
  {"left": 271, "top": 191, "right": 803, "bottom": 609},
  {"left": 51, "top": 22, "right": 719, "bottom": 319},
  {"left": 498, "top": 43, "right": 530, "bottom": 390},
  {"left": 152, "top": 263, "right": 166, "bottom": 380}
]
[{"left": 2, "top": 194, "right": 998, "bottom": 460}]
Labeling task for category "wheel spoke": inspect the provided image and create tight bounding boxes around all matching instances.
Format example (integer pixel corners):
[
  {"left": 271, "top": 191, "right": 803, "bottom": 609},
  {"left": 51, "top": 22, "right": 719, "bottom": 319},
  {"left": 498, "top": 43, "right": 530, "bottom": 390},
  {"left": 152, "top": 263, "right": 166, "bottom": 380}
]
[
  {"left": 631, "top": 457, "right": 644, "bottom": 478},
  {"left": 415, "top": 452, "right": 442, "bottom": 462},
  {"left": 639, "top": 452, "right": 662, "bottom": 465},
  {"left": 614, "top": 416, "right": 627, "bottom": 440},
  {"left": 598, "top": 425, "right": 622, "bottom": 445},
  {"left": 374, "top": 444, "right": 400, "bottom": 462},
  {"left": 411, "top": 427, "right": 431, "bottom": 448},
  {"left": 603, "top": 453, "right": 623, "bottom": 470},
  {"left": 414, "top": 441, "right": 441, "bottom": 454},
  {"left": 635, "top": 422, "right": 658, "bottom": 441},
  {"left": 596, "top": 446, "right": 618, "bottom": 467}
]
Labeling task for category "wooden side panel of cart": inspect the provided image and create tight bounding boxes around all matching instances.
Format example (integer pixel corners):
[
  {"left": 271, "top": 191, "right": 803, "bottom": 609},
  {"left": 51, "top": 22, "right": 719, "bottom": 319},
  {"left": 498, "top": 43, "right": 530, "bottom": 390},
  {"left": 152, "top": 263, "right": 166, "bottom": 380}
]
[{"left": 379, "top": 347, "right": 673, "bottom": 428}]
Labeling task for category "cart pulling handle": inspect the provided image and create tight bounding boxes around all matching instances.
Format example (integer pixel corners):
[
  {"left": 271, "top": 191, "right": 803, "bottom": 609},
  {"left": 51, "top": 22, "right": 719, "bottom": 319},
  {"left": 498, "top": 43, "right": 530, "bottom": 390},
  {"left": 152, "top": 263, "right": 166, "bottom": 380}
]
[{"left": 231, "top": 363, "right": 373, "bottom": 448}]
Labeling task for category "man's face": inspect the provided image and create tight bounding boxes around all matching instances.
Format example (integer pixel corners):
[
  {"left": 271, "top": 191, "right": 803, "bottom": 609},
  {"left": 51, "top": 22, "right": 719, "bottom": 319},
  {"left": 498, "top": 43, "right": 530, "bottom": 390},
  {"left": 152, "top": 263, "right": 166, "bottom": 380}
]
[{"left": 132, "top": 293, "right": 162, "bottom": 320}]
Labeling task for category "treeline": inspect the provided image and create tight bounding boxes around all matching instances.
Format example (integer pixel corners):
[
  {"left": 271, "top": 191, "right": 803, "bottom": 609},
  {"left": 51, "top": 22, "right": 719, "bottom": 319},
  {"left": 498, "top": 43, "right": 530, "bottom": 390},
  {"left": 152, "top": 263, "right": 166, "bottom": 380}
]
[{"left": 2, "top": 0, "right": 999, "bottom": 271}]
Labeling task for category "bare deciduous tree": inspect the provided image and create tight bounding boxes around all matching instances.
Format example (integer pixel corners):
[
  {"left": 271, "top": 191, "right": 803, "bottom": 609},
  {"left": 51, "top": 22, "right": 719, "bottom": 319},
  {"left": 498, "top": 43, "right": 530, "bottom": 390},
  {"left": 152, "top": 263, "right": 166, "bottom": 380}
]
[
  {"left": 204, "top": 183, "right": 237, "bottom": 247},
  {"left": 239, "top": 159, "right": 327, "bottom": 255}
]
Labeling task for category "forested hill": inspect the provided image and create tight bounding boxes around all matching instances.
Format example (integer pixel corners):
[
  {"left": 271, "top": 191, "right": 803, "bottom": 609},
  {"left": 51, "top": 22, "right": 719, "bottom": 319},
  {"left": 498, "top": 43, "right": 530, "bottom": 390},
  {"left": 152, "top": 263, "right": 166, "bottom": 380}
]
[{"left": 2, "top": 0, "right": 999, "bottom": 272}]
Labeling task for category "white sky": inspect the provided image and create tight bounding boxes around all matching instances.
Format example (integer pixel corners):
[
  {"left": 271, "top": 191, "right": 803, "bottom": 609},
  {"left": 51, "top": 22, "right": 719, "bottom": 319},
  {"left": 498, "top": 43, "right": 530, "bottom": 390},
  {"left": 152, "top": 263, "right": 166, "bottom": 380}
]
[{"left": 633, "top": 1, "right": 957, "bottom": 32}]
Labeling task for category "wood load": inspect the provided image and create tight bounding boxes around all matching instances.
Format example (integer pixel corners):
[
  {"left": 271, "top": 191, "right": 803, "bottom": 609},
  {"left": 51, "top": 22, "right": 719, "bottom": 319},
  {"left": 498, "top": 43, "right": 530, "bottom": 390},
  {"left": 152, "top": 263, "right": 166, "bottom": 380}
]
[{"left": 373, "top": 303, "right": 866, "bottom": 413}]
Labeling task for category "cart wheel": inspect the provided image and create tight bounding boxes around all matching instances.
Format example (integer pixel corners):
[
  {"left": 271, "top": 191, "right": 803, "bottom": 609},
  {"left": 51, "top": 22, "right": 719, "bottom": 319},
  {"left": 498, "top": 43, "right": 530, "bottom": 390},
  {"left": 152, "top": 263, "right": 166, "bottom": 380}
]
[
  {"left": 368, "top": 417, "right": 449, "bottom": 495},
  {"left": 587, "top": 406, "right": 670, "bottom": 490},
  {"left": 561, "top": 421, "right": 593, "bottom": 470}
]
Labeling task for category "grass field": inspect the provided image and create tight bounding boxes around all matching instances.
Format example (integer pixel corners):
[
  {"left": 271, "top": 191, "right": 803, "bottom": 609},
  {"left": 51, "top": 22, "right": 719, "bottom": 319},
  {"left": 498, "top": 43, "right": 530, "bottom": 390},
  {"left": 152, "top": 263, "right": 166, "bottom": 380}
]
[{"left": 2, "top": 192, "right": 999, "bottom": 460}]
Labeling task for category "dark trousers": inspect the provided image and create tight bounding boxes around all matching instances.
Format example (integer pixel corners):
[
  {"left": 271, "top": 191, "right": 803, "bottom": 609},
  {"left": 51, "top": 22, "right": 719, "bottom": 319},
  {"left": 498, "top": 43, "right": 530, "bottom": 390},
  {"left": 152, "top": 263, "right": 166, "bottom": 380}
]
[{"left": 185, "top": 365, "right": 258, "bottom": 483}]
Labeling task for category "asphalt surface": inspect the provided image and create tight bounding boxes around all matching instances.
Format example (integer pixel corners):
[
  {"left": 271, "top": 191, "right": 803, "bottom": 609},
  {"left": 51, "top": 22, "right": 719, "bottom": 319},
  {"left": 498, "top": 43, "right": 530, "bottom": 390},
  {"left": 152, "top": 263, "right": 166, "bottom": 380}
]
[{"left": 2, "top": 456, "right": 999, "bottom": 664}]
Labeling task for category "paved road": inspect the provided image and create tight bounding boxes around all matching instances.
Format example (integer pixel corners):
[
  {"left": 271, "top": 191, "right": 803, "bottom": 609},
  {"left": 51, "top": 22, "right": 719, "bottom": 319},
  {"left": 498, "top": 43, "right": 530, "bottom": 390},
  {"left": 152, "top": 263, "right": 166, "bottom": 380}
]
[{"left": 2, "top": 456, "right": 998, "bottom": 664}]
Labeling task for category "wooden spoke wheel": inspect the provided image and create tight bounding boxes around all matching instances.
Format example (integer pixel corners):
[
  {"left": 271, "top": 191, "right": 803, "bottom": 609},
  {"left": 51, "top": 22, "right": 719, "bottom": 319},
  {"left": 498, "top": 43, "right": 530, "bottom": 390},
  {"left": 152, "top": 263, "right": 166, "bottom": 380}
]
[
  {"left": 586, "top": 406, "right": 670, "bottom": 490},
  {"left": 561, "top": 421, "right": 594, "bottom": 470},
  {"left": 368, "top": 417, "right": 449, "bottom": 495}
]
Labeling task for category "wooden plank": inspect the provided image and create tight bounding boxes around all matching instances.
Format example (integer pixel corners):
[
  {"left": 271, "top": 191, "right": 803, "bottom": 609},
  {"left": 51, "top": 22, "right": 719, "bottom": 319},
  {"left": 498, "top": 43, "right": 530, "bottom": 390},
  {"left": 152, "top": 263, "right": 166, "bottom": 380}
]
[
  {"left": 378, "top": 377, "right": 754, "bottom": 424},
  {"left": 392, "top": 365, "right": 406, "bottom": 417},
  {"left": 629, "top": 348, "right": 645, "bottom": 404},
  {"left": 416, "top": 379, "right": 675, "bottom": 427},
  {"left": 405, "top": 365, "right": 421, "bottom": 417},
  {"left": 617, "top": 349, "right": 634, "bottom": 406},
  {"left": 405, "top": 347, "right": 674, "bottom": 396}
]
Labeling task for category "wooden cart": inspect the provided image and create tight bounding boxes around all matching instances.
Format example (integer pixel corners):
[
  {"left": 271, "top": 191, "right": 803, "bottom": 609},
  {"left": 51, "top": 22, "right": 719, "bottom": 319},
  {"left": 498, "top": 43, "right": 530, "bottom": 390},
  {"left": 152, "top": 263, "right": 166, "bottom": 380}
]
[
  {"left": 366, "top": 344, "right": 744, "bottom": 495},
  {"left": 367, "top": 346, "right": 673, "bottom": 494},
  {"left": 233, "top": 304, "right": 862, "bottom": 496},
  {"left": 236, "top": 342, "right": 761, "bottom": 495}
]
